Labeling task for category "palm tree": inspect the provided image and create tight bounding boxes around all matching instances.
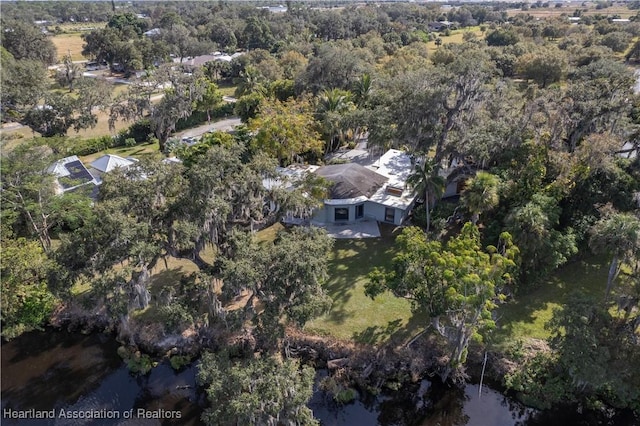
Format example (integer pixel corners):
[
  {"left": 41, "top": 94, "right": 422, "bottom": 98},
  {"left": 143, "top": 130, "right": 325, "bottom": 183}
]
[
  {"left": 352, "top": 73, "right": 372, "bottom": 108},
  {"left": 589, "top": 212, "right": 640, "bottom": 300},
  {"left": 406, "top": 159, "right": 445, "bottom": 233},
  {"left": 316, "top": 88, "right": 353, "bottom": 153},
  {"left": 461, "top": 171, "right": 500, "bottom": 225},
  {"left": 234, "top": 65, "right": 265, "bottom": 97}
]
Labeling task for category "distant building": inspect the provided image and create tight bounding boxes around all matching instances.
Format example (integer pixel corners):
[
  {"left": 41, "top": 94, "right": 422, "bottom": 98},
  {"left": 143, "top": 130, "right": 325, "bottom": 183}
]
[
  {"left": 173, "top": 52, "right": 242, "bottom": 67},
  {"left": 143, "top": 28, "right": 162, "bottom": 37},
  {"left": 47, "top": 155, "right": 99, "bottom": 196},
  {"left": 89, "top": 154, "right": 137, "bottom": 183},
  {"left": 257, "top": 5, "right": 287, "bottom": 13},
  {"left": 48, "top": 154, "right": 139, "bottom": 199},
  {"left": 428, "top": 21, "right": 453, "bottom": 32}
]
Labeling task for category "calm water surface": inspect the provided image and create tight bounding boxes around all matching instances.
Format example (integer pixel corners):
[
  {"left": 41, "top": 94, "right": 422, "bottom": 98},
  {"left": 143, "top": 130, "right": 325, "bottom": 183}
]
[{"left": 1, "top": 330, "right": 636, "bottom": 426}]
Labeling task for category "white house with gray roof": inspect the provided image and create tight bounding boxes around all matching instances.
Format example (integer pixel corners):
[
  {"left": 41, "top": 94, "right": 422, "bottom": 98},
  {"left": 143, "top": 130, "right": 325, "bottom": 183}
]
[{"left": 270, "top": 149, "right": 419, "bottom": 226}]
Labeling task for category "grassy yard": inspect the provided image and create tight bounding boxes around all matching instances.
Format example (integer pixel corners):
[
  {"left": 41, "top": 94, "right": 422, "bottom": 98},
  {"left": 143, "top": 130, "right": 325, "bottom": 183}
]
[
  {"left": 303, "top": 221, "right": 631, "bottom": 351},
  {"left": 79, "top": 140, "right": 162, "bottom": 163},
  {"left": 305, "top": 225, "right": 425, "bottom": 345},
  {"left": 491, "top": 255, "right": 632, "bottom": 350},
  {"left": 51, "top": 33, "right": 86, "bottom": 62},
  {"left": 426, "top": 27, "right": 486, "bottom": 54},
  {"left": 217, "top": 81, "right": 238, "bottom": 97}
]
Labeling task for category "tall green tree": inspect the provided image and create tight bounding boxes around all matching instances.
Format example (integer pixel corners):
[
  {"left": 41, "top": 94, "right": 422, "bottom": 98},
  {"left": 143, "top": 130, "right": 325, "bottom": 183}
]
[
  {"left": 406, "top": 159, "right": 445, "bottom": 233},
  {"left": 505, "top": 193, "right": 578, "bottom": 286},
  {"left": 110, "top": 66, "right": 207, "bottom": 152},
  {"left": 249, "top": 98, "right": 323, "bottom": 165},
  {"left": 197, "top": 351, "right": 317, "bottom": 426},
  {"left": 56, "top": 54, "right": 83, "bottom": 92},
  {"left": 1, "top": 145, "right": 62, "bottom": 251},
  {"left": 0, "top": 19, "right": 57, "bottom": 65},
  {"left": 460, "top": 171, "right": 500, "bottom": 225},
  {"left": 23, "top": 91, "right": 101, "bottom": 137},
  {"left": 222, "top": 227, "right": 333, "bottom": 348},
  {"left": 352, "top": 73, "right": 373, "bottom": 108},
  {"left": 589, "top": 212, "right": 640, "bottom": 300},
  {"left": 0, "top": 237, "right": 57, "bottom": 339},
  {"left": 316, "top": 88, "right": 354, "bottom": 153},
  {"left": 0, "top": 48, "right": 48, "bottom": 119},
  {"left": 196, "top": 78, "right": 223, "bottom": 123},
  {"left": 366, "top": 224, "right": 518, "bottom": 381}
]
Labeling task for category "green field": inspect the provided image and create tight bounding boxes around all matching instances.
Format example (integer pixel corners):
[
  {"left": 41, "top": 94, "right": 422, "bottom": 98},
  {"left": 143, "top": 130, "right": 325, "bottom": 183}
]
[
  {"left": 305, "top": 225, "right": 425, "bottom": 345},
  {"left": 51, "top": 33, "right": 86, "bottom": 62},
  {"left": 304, "top": 223, "right": 629, "bottom": 351},
  {"left": 491, "top": 256, "right": 633, "bottom": 350},
  {"left": 426, "top": 27, "right": 485, "bottom": 54}
]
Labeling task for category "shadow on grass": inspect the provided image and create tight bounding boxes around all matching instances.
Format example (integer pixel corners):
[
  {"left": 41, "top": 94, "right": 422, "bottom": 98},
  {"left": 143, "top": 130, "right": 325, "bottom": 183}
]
[
  {"left": 321, "top": 236, "right": 397, "bottom": 326},
  {"left": 149, "top": 267, "right": 192, "bottom": 300},
  {"left": 491, "top": 256, "right": 610, "bottom": 348},
  {"left": 353, "top": 319, "right": 403, "bottom": 344}
]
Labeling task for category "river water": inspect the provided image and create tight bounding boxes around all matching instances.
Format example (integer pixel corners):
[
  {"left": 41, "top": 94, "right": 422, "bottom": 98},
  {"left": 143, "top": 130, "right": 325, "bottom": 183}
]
[{"left": 1, "top": 330, "right": 635, "bottom": 426}]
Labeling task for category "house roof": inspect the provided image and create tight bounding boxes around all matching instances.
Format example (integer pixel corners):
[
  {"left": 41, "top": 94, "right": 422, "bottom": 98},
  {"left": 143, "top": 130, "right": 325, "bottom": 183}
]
[
  {"left": 90, "top": 154, "right": 135, "bottom": 173},
  {"left": 143, "top": 28, "right": 161, "bottom": 36},
  {"left": 315, "top": 163, "right": 388, "bottom": 200},
  {"left": 47, "top": 155, "right": 98, "bottom": 193},
  {"left": 367, "top": 149, "right": 413, "bottom": 187}
]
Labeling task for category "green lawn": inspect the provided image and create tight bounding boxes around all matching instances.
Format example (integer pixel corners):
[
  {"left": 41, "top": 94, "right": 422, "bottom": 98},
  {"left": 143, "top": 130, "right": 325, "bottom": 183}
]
[
  {"left": 491, "top": 255, "right": 627, "bottom": 350},
  {"left": 305, "top": 225, "right": 426, "bottom": 345},
  {"left": 79, "top": 141, "right": 162, "bottom": 163},
  {"left": 217, "top": 81, "right": 238, "bottom": 97},
  {"left": 304, "top": 222, "right": 630, "bottom": 351},
  {"left": 51, "top": 33, "right": 86, "bottom": 62}
]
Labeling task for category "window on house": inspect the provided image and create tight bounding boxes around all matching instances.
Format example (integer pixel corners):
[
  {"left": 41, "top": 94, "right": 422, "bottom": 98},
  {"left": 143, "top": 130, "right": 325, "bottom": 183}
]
[
  {"left": 355, "top": 204, "right": 364, "bottom": 219},
  {"left": 385, "top": 207, "right": 395, "bottom": 223},
  {"left": 334, "top": 207, "right": 349, "bottom": 221},
  {"left": 385, "top": 186, "right": 404, "bottom": 197}
]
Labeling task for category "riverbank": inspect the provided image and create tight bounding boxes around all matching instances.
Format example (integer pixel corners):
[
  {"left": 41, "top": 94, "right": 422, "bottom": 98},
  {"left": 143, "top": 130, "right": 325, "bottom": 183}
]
[{"left": 45, "top": 298, "right": 533, "bottom": 404}]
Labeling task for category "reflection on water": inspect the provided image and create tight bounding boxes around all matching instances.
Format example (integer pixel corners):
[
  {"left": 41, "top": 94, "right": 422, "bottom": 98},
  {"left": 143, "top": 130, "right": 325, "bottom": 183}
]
[
  {"left": 2, "top": 330, "right": 636, "bottom": 426},
  {"left": 1, "top": 330, "right": 203, "bottom": 426},
  {"left": 309, "top": 369, "right": 534, "bottom": 426}
]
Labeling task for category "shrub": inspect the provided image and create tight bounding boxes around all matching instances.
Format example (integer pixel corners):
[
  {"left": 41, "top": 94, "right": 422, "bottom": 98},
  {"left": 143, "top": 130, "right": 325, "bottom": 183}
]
[
  {"left": 159, "top": 303, "right": 193, "bottom": 331},
  {"left": 117, "top": 346, "right": 156, "bottom": 375},
  {"left": 170, "top": 355, "right": 192, "bottom": 371},
  {"left": 118, "top": 119, "right": 152, "bottom": 143}
]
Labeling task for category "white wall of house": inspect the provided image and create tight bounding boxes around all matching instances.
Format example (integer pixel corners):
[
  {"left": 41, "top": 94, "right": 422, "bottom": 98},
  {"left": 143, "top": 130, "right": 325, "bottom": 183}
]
[
  {"left": 314, "top": 200, "right": 415, "bottom": 226},
  {"left": 365, "top": 201, "right": 410, "bottom": 226},
  {"left": 443, "top": 181, "right": 459, "bottom": 198},
  {"left": 322, "top": 203, "right": 360, "bottom": 223}
]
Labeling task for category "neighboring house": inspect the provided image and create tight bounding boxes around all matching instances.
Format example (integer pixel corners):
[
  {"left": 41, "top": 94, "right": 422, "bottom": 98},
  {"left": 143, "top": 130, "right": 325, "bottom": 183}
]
[
  {"left": 174, "top": 52, "right": 245, "bottom": 68},
  {"left": 440, "top": 157, "right": 473, "bottom": 198},
  {"left": 257, "top": 5, "right": 288, "bottom": 13},
  {"left": 143, "top": 28, "right": 162, "bottom": 37},
  {"left": 47, "top": 155, "right": 99, "bottom": 196},
  {"left": 48, "top": 154, "right": 139, "bottom": 199},
  {"left": 89, "top": 154, "right": 137, "bottom": 183},
  {"left": 428, "top": 21, "right": 453, "bottom": 32}
]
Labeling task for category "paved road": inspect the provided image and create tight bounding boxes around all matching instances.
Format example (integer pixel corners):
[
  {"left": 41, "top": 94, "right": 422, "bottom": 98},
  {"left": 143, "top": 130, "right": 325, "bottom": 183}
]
[{"left": 177, "top": 117, "right": 242, "bottom": 139}]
